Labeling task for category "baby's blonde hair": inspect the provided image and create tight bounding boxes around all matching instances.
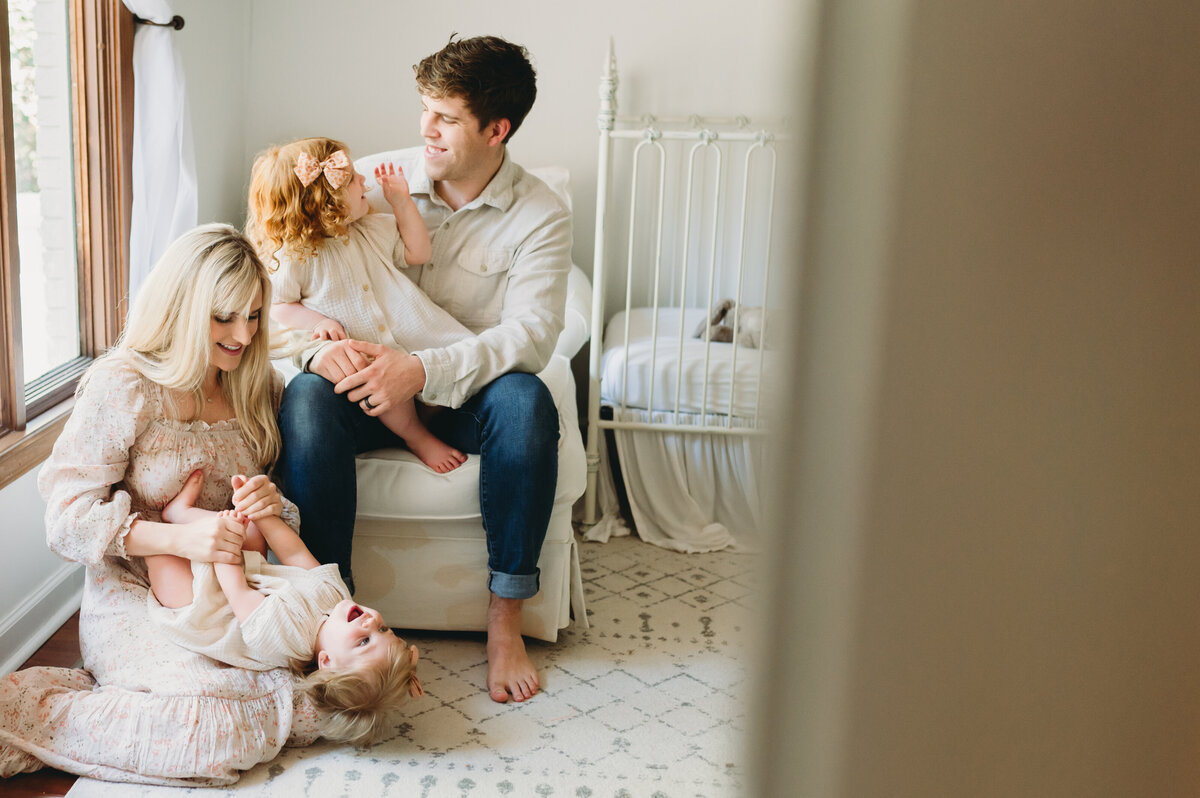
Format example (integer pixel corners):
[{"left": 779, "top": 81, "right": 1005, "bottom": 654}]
[
  {"left": 246, "top": 137, "right": 354, "bottom": 267},
  {"left": 298, "top": 643, "right": 420, "bottom": 747}
]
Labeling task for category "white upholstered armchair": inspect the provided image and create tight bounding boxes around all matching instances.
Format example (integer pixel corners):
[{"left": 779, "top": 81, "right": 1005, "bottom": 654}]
[{"left": 275, "top": 158, "right": 590, "bottom": 642}]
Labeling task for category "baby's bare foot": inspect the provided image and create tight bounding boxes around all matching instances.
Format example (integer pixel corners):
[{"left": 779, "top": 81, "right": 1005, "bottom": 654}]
[
  {"left": 407, "top": 433, "right": 468, "bottom": 474},
  {"left": 218, "top": 508, "right": 247, "bottom": 529},
  {"left": 163, "top": 470, "right": 204, "bottom": 524}
]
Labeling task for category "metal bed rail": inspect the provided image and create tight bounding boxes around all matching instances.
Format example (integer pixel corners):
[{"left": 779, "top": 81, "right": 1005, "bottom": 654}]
[{"left": 582, "top": 40, "right": 783, "bottom": 526}]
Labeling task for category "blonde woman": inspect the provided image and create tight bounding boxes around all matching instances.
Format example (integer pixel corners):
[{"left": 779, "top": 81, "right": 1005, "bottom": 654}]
[{"left": 0, "top": 225, "right": 397, "bottom": 785}]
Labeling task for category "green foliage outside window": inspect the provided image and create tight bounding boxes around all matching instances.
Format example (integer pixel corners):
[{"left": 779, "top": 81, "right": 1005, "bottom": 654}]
[{"left": 9, "top": 0, "right": 38, "bottom": 193}]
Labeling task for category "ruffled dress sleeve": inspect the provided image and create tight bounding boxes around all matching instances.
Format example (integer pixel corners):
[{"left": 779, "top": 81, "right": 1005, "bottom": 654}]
[{"left": 37, "top": 359, "right": 155, "bottom": 566}]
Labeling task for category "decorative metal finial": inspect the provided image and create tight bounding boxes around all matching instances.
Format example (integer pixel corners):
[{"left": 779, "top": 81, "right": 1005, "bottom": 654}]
[{"left": 597, "top": 37, "right": 618, "bottom": 132}]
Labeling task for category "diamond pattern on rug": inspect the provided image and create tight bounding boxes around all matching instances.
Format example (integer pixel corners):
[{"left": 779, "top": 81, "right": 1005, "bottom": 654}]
[{"left": 66, "top": 534, "right": 757, "bottom": 798}]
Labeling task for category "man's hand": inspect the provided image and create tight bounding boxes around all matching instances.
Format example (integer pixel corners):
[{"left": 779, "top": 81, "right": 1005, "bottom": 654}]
[
  {"left": 334, "top": 340, "right": 428, "bottom": 416},
  {"left": 309, "top": 339, "right": 373, "bottom": 384}
]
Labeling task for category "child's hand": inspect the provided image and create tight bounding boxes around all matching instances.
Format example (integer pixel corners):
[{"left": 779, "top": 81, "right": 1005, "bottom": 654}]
[
  {"left": 311, "top": 318, "right": 347, "bottom": 341},
  {"left": 231, "top": 474, "right": 283, "bottom": 521},
  {"left": 374, "top": 162, "right": 412, "bottom": 208}
]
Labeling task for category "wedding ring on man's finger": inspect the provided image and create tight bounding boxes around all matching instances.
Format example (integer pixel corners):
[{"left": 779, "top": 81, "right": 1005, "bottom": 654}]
[{"left": 362, "top": 397, "right": 377, "bottom": 410}]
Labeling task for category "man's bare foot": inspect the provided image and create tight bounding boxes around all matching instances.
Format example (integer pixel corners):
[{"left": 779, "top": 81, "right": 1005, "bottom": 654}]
[
  {"left": 486, "top": 594, "right": 539, "bottom": 703},
  {"left": 163, "top": 469, "right": 204, "bottom": 523}
]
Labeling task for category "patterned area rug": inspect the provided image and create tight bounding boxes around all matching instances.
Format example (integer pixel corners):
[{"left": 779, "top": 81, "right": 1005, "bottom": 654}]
[{"left": 67, "top": 535, "right": 756, "bottom": 797}]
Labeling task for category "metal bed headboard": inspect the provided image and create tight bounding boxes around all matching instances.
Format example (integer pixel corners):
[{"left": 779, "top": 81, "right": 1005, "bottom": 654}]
[{"left": 582, "top": 40, "right": 783, "bottom": 526}]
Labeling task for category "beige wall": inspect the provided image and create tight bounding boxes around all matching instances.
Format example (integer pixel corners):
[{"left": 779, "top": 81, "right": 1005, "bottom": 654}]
[
  {"left": 754, "top": 1, "right": 1200, "bottom": 795},
  {"left": 174, "top": 0, "right": 794, "bottom": 269}
]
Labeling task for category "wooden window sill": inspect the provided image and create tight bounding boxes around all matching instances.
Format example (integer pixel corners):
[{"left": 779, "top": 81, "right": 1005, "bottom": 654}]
[{"left": 0, "top": 397, "right": 73, "bottom": 491}]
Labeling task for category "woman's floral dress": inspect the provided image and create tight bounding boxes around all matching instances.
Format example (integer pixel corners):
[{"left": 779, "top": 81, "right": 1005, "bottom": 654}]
[{"left": 0, "top": 359, "right": 322, "bottom": 786}]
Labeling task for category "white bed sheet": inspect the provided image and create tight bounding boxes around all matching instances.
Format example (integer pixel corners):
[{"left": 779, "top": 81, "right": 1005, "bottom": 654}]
[
  {"left": 600, "top": 307, "right": 773, "bottom": 419},
  {"left": 587, "top": 306, "right": 770, "bottom": 553},
  {"left": 582, "top": 406, "right": 766, "bottom": 553}
]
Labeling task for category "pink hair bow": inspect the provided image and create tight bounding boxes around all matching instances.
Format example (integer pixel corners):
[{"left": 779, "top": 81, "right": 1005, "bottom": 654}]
[{"left": 294, "top": 150, "right": 351, "bottom": 189}]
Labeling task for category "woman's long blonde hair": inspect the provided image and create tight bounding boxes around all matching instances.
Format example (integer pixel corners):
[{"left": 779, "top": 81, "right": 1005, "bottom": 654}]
[
  {"left": 101, "top": 223, "right": 281, "bottom": 467},
  {"left": 246, "top": 137, "right": 354, "bottom": 267}
]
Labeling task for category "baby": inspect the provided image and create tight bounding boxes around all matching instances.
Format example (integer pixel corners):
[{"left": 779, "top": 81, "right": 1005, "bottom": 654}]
[
  {"left": 145, "top": 470, "right": 422, "bottom": 746},
  {"left": 248, "top": 136, "right": 477, "bottom": 473}
]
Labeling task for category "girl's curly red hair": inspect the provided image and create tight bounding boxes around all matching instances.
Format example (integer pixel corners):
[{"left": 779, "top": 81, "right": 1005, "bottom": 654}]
[{"left": 246, "top": 137, "right": 354, "bottom": 267}]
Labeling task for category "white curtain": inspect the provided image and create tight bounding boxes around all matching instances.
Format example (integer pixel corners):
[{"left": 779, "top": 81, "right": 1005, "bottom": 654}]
[{"left": 121, "top": 0, "right": 197, "bottom": 300}]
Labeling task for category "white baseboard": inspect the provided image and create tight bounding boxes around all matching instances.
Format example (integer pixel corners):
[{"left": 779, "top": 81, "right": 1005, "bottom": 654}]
[{"left": 0, "top": 562, "right": 84, "bottom": 676}]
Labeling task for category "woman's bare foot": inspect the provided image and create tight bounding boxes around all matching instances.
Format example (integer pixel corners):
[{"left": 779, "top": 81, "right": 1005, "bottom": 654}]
[
  {"left": 486, "top": 595, "right": 539, "bottom": 703},
  {"left": 162, "top": 469, "right": 204, "bottom": 523}
]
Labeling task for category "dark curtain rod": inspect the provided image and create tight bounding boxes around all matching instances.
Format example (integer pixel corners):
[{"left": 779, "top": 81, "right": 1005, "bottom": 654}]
[{"left": 133, "top": 14, "right": 185, "bottom": 30}]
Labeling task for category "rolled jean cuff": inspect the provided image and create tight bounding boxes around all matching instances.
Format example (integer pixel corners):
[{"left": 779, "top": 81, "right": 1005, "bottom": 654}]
[{"left": 489, "top": 568, "right": 540, "bottom": 601}]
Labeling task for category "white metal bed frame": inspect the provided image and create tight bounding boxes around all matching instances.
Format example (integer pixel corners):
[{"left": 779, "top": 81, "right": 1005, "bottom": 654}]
[{"left": 581, "top": 41, "right": 783, "bottom": 529}]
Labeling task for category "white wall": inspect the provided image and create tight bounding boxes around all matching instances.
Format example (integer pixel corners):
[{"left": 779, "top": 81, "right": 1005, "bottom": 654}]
[
  {"left": 177, "top": 0, "right": 793, "bottom": 271},
  {"left": 0, "top": 468, "right": 82, "bottom": 674},
  {"left": 171, "top": 0, "right": 250, "bottom": 225}
]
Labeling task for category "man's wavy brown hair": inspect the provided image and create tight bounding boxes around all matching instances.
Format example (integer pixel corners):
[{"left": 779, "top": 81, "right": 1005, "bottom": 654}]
[
  {"left": 413, "top": 35, "right": 537, "bottom": 143},
  {"left": 246, "top": 137, "right": 354, "bottom": 267}
]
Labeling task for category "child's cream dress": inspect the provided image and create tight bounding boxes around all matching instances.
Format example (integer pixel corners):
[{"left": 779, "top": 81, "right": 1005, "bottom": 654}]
[
  {"left": 148, "top": 551, "right": 349, "bottom": 671},
  {"left": 0, "top": 359, "right": 322, "bottom": 786},
  {"left": 270, "top": 212, "right": 474, "bottom": 352}
]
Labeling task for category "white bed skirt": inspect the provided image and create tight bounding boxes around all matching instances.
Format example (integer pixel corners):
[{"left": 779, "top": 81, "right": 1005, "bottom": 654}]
[{"left": 581, "top": 408, "right": 765, "bottom": 553}]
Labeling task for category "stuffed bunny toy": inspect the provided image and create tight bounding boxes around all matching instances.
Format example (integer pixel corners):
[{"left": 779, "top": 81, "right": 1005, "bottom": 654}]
[{"left": 693, "top": 298, "right": 771, "bottom": 349}]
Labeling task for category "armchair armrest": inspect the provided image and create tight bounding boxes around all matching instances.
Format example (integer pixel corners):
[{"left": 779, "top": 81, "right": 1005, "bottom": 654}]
[{"left": 556, "top": 265, "right": 592, "bottom": 360}]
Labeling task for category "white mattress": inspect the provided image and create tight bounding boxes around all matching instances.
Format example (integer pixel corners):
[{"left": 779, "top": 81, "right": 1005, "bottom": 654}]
[{"left": 600, "top": 307, "right": 774, "bottom": 418}]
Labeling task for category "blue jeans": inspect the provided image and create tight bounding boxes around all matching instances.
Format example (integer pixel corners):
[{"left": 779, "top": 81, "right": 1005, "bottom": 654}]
[{"left": 276, "top": 372, "right": 559, "bottom": 600}]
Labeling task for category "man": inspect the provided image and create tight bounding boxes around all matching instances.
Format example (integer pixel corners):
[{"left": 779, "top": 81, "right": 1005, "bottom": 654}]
[{"left": 276, "top": 35, "right": 571, "bottom": 704}]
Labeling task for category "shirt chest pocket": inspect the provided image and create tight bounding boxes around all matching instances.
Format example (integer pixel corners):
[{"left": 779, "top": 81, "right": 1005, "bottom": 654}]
[{"left": 448, "top": 246, "right": 515, "bottom": 323}]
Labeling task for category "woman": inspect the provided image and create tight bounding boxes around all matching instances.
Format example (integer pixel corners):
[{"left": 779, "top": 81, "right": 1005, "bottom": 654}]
[{"left": 0, "top": 224, "right": 320, "bottom": 786}]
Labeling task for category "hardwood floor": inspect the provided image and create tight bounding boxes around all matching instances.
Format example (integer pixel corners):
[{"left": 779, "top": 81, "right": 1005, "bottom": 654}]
[
  {"left": 17, "top": 611, "right": 82, "bottom": 669},
  {"left": 5, "top": 612, "right": 82, "bottom": 797}
]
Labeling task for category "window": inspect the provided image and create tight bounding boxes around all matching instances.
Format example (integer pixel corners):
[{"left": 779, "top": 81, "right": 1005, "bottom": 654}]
[{"left": 0, "top": 0, "right": 131, "bottom": 489}]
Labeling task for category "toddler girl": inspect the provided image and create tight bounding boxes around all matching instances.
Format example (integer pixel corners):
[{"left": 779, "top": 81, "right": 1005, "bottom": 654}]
[
  {"left": 147, "top": 470, "right": 423, "bottom": 747},
  {"left": 248, "top": 136, "right": 473, "bottom": 473}
]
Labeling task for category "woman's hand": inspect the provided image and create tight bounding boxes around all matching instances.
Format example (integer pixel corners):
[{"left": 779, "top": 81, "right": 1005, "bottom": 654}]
[
  {"left": 231, "top": 474, "right": 283, "bottom": 521},
  {"left": 175, "top": 513, "right": 246, "bottom": 565}
]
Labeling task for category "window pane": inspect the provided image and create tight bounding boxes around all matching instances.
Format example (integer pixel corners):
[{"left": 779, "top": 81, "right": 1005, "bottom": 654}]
[{"left": 10, "top": 0, "right": 79, "bottom": 386}]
